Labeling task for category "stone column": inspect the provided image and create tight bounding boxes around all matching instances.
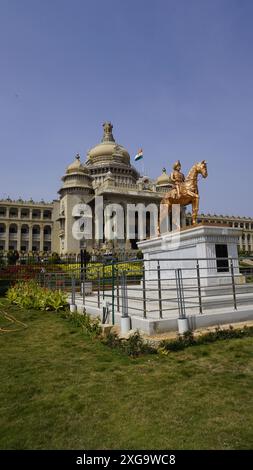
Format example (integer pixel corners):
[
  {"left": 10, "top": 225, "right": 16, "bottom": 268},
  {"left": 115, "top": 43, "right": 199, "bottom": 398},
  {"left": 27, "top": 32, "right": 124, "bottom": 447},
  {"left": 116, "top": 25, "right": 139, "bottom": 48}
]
[
  {"left": 245, "top": 234, "right": 248, "bottom": 252},
  {"left": 17, "top": 223, "right": 21, "bottom": 252},
  {"left": 28, "top": 224, "right": 33, "bottom": 252},
  {"left": 239, "top": 232, "right": 243, "bottom": 249},
  {"left": 40, "top": 224, "right": 44, "bottom": 253},
  {"left": 5, "top": 222, "right": 9, "bottom": 252}
]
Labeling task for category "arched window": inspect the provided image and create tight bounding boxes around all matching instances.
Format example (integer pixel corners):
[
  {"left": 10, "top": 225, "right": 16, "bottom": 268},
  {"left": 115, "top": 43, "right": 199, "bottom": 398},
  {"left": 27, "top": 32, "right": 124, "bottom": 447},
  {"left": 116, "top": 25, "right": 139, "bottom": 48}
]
[
  {"left": 32, "top": 225, "right": 40, "bottom": 235},
  {"left": 43, "top": 225, "right": 51, "bottom": 236},
  {"left": 9, "top": 223, "right": 18, "bottom": 234},
  {"left": 21, "top": 224, "right": 29, "bottom": 235}
]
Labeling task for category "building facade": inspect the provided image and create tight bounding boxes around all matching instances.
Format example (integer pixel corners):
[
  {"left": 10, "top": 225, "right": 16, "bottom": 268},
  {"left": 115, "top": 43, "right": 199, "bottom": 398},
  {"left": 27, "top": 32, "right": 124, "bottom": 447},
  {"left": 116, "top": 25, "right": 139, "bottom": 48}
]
[
  {"left": 0, "top": 122, "right": 252, "bottom": 255},
  {"left": 0, "top": 199, "right": 58, "bottom": 253},
  {"left": 185, "top": 213, "right": 253, "bottom": 253}
]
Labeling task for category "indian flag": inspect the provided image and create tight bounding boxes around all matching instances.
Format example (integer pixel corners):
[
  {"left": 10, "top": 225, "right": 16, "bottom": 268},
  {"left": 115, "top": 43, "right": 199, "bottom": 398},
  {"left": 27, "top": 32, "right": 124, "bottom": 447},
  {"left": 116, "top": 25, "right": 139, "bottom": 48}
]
[{"left": 134, "top": 149, "right": 143, "bottom": 161}]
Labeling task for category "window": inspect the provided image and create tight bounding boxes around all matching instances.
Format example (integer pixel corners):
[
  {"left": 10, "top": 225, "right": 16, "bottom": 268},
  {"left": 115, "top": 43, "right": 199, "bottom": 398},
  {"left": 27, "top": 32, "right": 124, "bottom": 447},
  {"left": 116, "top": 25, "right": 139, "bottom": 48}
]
[
  {"left": 215, "top": 244, "right": 229, "bottom": 273},
  {"left": 0, "top": 208, "right": 6, "bottom": 217}
]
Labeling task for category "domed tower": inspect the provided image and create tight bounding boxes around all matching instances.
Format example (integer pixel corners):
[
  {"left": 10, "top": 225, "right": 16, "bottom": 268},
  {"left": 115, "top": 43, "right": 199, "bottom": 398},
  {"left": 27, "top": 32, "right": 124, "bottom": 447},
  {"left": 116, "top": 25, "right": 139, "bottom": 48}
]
[
  {"left": 59, "top": 154, "right": 93, "bottom": 197},
  {"left": 86, "top": 122, "right": 139, "bottom": 186},
  {"left": 57, "top": 154, "right": 94, "bottom": 255},
  {"left": 156, "top": 168, "right": 173, "bottom": 192}
]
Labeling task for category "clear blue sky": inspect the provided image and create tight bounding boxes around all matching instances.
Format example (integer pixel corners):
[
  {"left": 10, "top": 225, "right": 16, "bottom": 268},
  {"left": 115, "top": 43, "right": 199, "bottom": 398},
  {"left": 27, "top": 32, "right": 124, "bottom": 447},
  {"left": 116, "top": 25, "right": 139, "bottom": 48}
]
[{"left": 0, "top": 0, "right": 252, "bottom": 216}]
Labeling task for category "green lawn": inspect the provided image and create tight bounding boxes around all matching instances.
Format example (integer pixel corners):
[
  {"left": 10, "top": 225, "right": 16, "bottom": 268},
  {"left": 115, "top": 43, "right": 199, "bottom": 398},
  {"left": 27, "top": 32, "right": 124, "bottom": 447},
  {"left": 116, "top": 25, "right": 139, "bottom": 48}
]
[{"left": 0, "top": 299, "right": 253, "bottom": 450}]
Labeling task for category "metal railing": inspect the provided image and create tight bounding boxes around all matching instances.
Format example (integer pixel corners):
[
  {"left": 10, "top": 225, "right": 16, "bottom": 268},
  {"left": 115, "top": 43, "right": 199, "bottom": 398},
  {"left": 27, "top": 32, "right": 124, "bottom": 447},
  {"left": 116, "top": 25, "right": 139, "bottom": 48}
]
[
  {"left": 63, "top": 256, "right": 253, "bottom": 323},
  {"left": 2, "top": 254, "right": 253, "bottom": 323}
]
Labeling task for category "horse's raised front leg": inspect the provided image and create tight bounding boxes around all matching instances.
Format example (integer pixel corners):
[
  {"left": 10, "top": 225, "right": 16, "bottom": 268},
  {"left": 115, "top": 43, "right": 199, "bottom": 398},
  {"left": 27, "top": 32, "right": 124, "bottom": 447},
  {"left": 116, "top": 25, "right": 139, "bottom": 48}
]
[{"left": 192, "top": 196, "right": 199, "bottom": 225}]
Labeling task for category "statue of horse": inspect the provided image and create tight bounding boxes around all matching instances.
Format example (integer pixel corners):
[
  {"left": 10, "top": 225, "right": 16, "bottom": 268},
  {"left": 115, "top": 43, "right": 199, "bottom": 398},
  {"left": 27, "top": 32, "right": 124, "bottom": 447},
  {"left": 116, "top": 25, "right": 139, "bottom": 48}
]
[{"left": 160, "top": 160, "right": 208, "bottom": 227}]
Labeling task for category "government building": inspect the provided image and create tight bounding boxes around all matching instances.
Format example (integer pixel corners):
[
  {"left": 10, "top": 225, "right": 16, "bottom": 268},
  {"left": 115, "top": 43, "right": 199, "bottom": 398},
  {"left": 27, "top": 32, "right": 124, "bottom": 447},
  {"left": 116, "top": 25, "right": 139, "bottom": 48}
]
[{"left": 0, "top": 122, "right": 252, "bottom": 256}]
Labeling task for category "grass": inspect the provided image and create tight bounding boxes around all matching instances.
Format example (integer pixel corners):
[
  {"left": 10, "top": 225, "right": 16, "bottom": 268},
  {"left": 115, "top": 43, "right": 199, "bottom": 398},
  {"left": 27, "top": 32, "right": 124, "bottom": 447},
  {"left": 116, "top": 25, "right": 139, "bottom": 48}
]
[{"left": 0, "top": 299, "right": 253, "bottom": 450}]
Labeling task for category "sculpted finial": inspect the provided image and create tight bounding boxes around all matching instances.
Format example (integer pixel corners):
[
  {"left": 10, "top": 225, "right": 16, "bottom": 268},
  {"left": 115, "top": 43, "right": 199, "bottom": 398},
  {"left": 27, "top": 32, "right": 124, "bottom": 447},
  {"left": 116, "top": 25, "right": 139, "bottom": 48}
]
[{"left": 102, "top": 121, "right": 115, "bottom": 142}]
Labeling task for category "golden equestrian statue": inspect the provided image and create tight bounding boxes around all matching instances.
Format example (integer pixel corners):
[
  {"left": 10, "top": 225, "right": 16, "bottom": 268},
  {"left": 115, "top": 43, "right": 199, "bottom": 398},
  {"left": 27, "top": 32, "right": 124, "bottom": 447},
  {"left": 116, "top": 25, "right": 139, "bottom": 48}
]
[{"left": 159, "top": 160, "right": 208, "bottom": 230}]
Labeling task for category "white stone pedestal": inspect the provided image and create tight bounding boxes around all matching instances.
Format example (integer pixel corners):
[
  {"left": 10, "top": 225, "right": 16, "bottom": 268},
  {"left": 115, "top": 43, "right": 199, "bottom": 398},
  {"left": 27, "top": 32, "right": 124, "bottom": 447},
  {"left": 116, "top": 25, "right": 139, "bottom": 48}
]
[
  {"left": 120, "top": 316, "right": 131, "bottom": 335},
  {"left": 178, "top": 318, "right": 189, "bottom": 334},
  {"left": 138, "top": 224, "right": 244, "bottom": 288}
]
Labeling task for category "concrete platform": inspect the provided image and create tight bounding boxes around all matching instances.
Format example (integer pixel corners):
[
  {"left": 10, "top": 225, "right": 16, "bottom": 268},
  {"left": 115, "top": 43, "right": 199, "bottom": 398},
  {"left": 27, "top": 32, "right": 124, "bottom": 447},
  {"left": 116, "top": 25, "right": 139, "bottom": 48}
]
[{"left": 70, "top": 285, "right": 253, "bottom": 335}]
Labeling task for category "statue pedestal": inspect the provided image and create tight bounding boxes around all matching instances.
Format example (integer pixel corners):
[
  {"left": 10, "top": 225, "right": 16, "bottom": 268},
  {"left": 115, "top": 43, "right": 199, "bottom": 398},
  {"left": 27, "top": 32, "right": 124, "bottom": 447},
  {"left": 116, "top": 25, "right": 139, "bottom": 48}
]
[{"left": 138, "top": 224, "right": 244, "bottom": 288}]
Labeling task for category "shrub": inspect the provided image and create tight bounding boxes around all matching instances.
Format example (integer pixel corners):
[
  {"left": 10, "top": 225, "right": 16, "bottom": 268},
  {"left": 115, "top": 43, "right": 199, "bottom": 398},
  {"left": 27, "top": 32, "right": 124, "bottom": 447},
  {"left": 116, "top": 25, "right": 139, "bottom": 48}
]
[
  {"left": 136, "top": 250, "right": 143, "bottom": 260},
  {"left": 6, "top": 281, "right": 68, "bottom": 311},
  {"left": 7, "top": 250, "right": 19, "bottom": 265},
  {"left": 0, "top": 280, "right": 11, "bottom": 297},
  {"left": 102, "top": 330, "right": 154, "bottom": 357},
  {"left": 64, "top": 311, "right": 102, "bottom": 338},
  {"left": 158, "top": 325, "right": 253, "bottom": 354},
  {"left": 101, "top": 330, "right": 122, "bottom": 349},
  {"left": 47, "top": 252, "right": 61, "bottom": 264},
  {"left": 0, "top": 253, "right": 6, "bottom": 267}
]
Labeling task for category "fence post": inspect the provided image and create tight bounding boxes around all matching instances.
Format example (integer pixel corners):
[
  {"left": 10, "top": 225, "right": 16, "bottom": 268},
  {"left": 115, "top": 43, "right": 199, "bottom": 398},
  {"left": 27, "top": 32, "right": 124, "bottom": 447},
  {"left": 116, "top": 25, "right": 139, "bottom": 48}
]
[
  {"left": 157, "top": 261, "right": 163, "bottom": 319},
  {"left": 80, "top": 249, "right": 84, "bottom": 285},
  {"left": 82, "top": 263, "right": 86, "bottom": 306},
  {"left": 175, "top": 268, "right": 189, "bottom": 334},
  {"left": 120, "top": 271, "right": 131, "bottom": 334},
  {"left": 142, "top": 263, "right": 147, "bottom": 319},
  {"left": 70, "top": 276, "right": 77, "bottom": 313},
  {"left": 121, "top": 272, "right": 128, "bottom": 318},
  {"left": 97, "top": 268, "right": 100, "bottom": 308},
  {"left": 230, "top": 258, "right": 237, "bottom": 310},
  {"left": 175, "top": 268, "right": 185, "bottom": 318},
  {"left": 111, "top": 260, "right": 115, "bottom": 325},
  {"left": 196, "top": 260, "right": 203, "bottom": 314},
  {"left": 116, "top": 268, "right": 120, "bottom": 312},
  {"left": 102, "top": 263, "right": 105, "bottom": 300}
]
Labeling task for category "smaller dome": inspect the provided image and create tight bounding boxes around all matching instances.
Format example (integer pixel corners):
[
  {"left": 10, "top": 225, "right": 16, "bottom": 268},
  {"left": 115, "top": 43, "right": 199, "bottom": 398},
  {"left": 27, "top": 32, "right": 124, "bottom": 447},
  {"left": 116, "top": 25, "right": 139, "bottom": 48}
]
[
  {"left": 66, "top": 154, "right": 88, "bottom": 174},
  {"left": 156, "top": 168, "right": 171, "bottom": 185}
]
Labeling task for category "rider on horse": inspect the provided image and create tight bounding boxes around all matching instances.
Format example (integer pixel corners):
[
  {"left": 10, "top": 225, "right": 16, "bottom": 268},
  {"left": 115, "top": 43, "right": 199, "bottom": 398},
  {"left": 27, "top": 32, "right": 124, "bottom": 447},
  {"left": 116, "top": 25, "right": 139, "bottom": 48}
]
[{"left": 170, "top": 160, "right": 185, "bottom": 197}]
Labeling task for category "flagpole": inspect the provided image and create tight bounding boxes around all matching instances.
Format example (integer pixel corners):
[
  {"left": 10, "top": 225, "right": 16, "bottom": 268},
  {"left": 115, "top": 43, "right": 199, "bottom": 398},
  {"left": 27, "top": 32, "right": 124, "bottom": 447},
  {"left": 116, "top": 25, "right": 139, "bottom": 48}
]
[{"left": 134, "top": 149, "right": 144, "bottom": 176}]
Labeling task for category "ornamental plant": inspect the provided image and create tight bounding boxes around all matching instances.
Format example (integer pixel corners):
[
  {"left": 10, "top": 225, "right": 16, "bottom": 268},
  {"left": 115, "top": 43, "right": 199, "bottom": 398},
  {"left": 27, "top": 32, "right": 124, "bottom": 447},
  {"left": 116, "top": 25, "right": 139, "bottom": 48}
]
[{"left": 6, "top": 280, "right": 68, "bottom": 311}]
